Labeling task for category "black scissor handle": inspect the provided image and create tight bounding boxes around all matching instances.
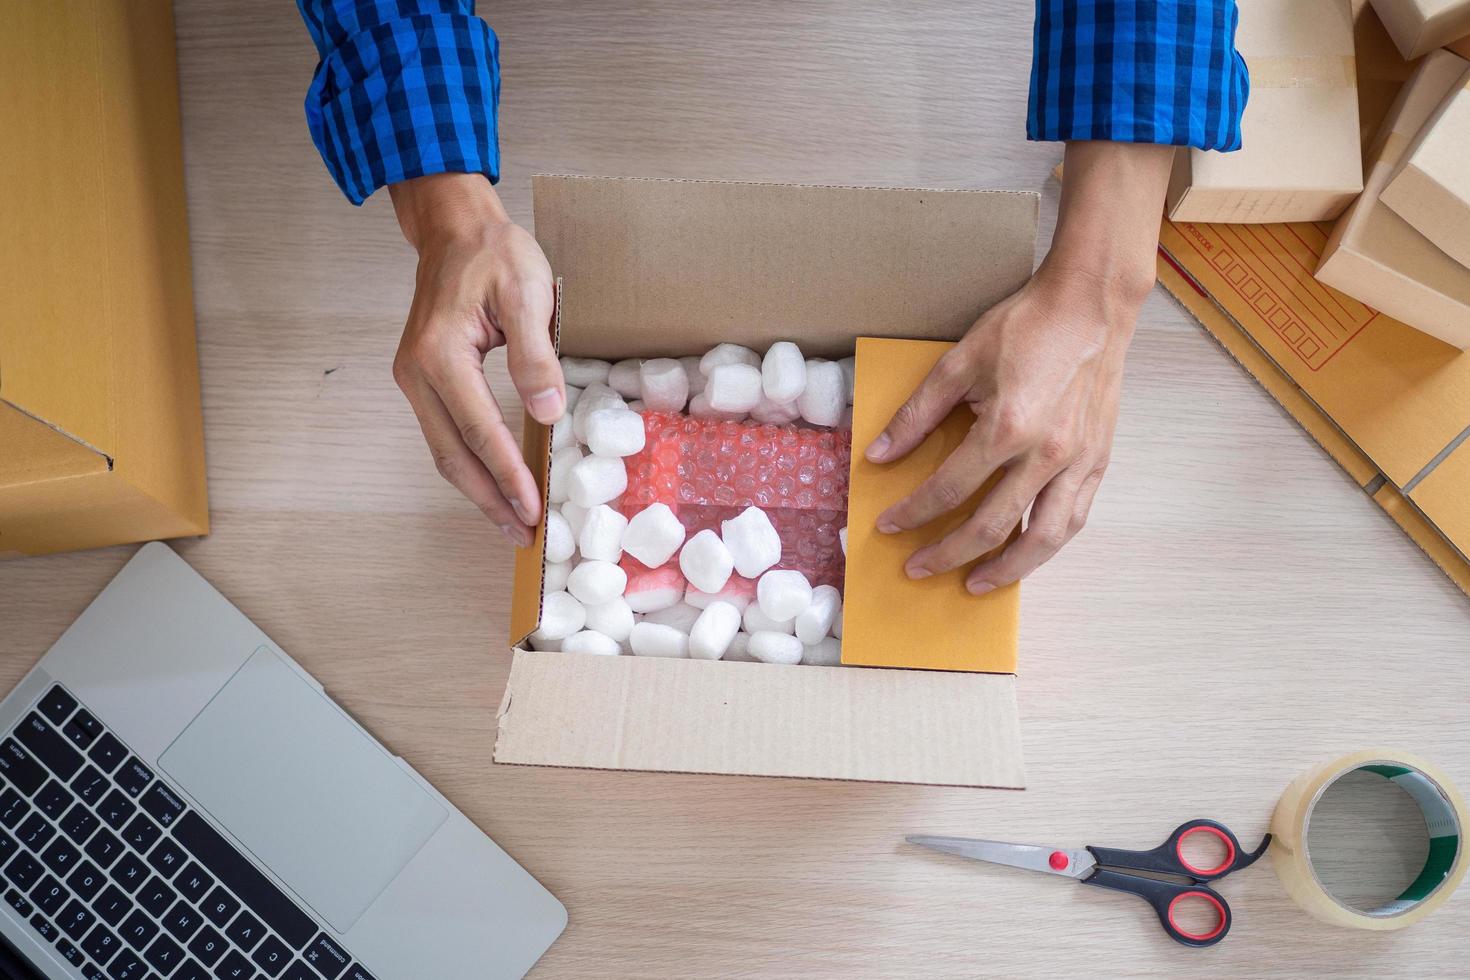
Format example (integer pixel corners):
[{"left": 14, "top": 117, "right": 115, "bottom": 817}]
[
  {"left": 1088, "top": 819, "right": 1271, "bottom": 882},
  {"left": 1081, "top": 870, "right": 1232, "bottom": 948}
]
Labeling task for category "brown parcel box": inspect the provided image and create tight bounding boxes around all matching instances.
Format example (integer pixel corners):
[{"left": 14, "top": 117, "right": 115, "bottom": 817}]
[
  {"left": 1317, "top": 51, "right": 1470, "bottom": 349},
  {"left": 0, "top": 2, "right": 206, "bottom": 558},
  {"left": 1371, "top": 0, "right": 1470, "bottom": 58},
  {"left": 1381, "top": 71, "right": 1470, "bottom": 269},
  {"left": 1166, "top": 0, "right": 1362, "bottom": 223},
  {"left": 494, "top": 176, "right": 1039, "bottom": 788}
]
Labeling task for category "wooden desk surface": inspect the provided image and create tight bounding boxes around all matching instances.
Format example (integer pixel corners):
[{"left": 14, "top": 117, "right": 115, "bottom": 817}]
[{"left": 4, "top": 2, "right": 1469, "bottom": 975}]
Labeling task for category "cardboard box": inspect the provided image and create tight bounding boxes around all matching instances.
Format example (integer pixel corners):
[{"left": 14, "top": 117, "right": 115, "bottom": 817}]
[
  {"left": 1381, "top": 71, "right": 1470, "bottom": 268},
  {"left": 1316, "top": 51, "right": 1470, "bottom": 348},
  {"left": 1450, "top": 34, "right": 1470, "bottom": 57},
  {"left": 0, "top": 2, "right": 206, "bottom": 558},
  {"left": 1371, "top": 0, "right": 1470, "bottom": 58},
  {"left": 1155, "top": 213, "right": 1470, "bottom": 598},
  {"left": 1167, "top": 0, "right": 1362, "bottom": 223},
  {"left": 1354, "top": 0, "right": 1424, "bottom": 151},
  {"left": 494, "top": 176, "right": 1038, "bottom": 788}
]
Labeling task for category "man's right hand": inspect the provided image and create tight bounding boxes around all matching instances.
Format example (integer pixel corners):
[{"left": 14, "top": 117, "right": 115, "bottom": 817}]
[{"left": 388, "top": 173, "right": 562, "bottom": 548}]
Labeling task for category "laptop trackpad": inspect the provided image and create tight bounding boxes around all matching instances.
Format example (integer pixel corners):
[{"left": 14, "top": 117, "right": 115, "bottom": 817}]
[{"left": 160, "top": 648, "right": 446, "bottom": 933}]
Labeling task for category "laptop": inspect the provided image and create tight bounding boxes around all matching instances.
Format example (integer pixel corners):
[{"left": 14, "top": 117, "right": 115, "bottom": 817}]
[{"left": 0, "top": 543, "right": 565, "bottom": 979}]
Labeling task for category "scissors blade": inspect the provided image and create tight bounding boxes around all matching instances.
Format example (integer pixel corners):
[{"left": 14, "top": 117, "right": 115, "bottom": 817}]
[{"left": 907, "top": 836, "right": 1096, "bottom": 879}]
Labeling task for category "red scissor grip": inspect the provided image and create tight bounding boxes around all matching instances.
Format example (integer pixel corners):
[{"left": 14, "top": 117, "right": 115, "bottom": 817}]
[
  {"left": 1167, "top": 891, "right": 1228, "bottom": 943},
  {"left": 1175, "top": 825, "right": 1236, "bottom": 877}
]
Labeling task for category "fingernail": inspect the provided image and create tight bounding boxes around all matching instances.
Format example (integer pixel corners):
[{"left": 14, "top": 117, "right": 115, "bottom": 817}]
[
  {"left": 509, "top": 498, "right": 535, "bottom": 524},
  {"left": 865, "top": 433, "right": 891, "bottom": 462},
  {"left": 877, "top": 518, "right": 901, "bottom": 534},
  {"left": 528, "top": 388, "right": 564, "bottom": 424},
  {"left": 969, "top": 580, "right": 995, "bottom": 596},
  {"left": 906, "top": 563, "right": 932, "bottom": 580}
]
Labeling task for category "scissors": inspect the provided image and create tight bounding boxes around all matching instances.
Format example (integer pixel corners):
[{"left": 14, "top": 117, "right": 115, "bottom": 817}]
[{"left": 908, "top": 819, "right": 1271, "bottom": 948}]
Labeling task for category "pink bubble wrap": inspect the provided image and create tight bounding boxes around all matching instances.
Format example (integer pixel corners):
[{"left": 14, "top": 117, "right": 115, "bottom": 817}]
[{"left": 620, "top": 412, "right": 850, "bottom": 588}]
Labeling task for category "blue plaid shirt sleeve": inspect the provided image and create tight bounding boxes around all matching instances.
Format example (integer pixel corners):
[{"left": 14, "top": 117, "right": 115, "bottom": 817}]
[
  {"left": 1028, "top": 0, "right": 1250, "bottom": 150},
  {"left": 297, "top": 0, "right": 500, "bottom": 205}
]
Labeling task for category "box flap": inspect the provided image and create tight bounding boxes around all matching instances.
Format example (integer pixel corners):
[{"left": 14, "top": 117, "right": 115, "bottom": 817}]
[
  {"left": 0, "top": 401, "right": 110, "bottom": 486},
  {"left": 532, "top": 176, "right": 1037, "bottom": 359},
  {"left": 495, "top": 651, "right": 1024, "bottom": 788},
  {"left": 842, "top": 338, "right": 1019, "bottom": 672}
]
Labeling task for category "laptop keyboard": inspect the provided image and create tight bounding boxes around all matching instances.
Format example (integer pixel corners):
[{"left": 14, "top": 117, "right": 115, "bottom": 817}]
[{"left": 0, "top": 684, "right": 377, "bottom": 980}]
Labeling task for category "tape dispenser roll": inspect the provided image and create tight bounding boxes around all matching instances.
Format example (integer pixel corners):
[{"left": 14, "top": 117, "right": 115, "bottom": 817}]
[{"left": 1271, "top": 749, "right": 1467, "bottom": 930}]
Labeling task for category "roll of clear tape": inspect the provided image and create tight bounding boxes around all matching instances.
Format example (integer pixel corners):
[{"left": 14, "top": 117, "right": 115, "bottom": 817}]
[{"left": 1271, "top": 749, "right": 1467, "bottom": 930}]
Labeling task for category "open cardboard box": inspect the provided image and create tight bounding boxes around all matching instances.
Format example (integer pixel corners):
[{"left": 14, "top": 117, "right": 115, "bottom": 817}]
[{"left": 493, "top": 176, "right": 1038, "bottom": 788}]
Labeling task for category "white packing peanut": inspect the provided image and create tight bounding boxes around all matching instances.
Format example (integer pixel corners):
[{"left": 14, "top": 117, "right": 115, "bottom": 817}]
[
  {"left": 839, "top": 525, "right": 848, "bottom": 556},
  {"left": 550, "top": 414, "right": 575, "bottom": 451},
  {"left": 679, "top": 529, "right": 734, "bottom": 595},
  {"left": 757, "top": 569, "right": 813, "bottom": 622},
  {"left": 624, "top": 565, "right": 686, "bottom": 614},
  {"left": 688, "top": 392, "right": 742, "bottom": 420},
  {"left": 724, "top": 631, "right": 756, "bottom": 662},
  {"left": 564, "top": 384, "right": 583, "bottom": 414},
  {"left": 721, "top": 505, "right": 782, "bottom": 579},
  {"left": 547, "top": 446, "right": 584, "bottom": 504},
  {"left": 607, "top": 359, "right": 644, "bottom": 398},
  {"left": 838, "top": 356, "right": 855, "bottom": 405},
  {"left": 750, "top": 395, "right": 800, "bottom": 425},
  {"left": 527, "top": 634, "right": 561, "bottom": 652},
  {"left": 543, "top": 560, "right": 571, "bottom": 594},
  {"left": 584, "top": 596, "right": 635, "bottom": 642},
  {"left": 561, "top": 630, "right": 622, "bottom": 656},
  {"left": 803, "top": 636, "right": 843, "bottom": 667},
  {"left": 559, "top": 357, "right": 611, "bottom": 387},
  {"left": 578, "top": 504, "right": 627, "bottom": 562},
  {"left": 628, "top": 399, "right": 646, "bottom": 412},
  {"left": 567, "top": 559, "right": 627, "bottom": 606},
  {"left": 794, "top": 584, "right": 842, "bottom": 644},
  {"left": 562, "top": 501, "right": 591, "bottom": 541},
  {"left": 689, "top": 601, "right": 741, "bottom": 660},
  {"left": 641, "top": 601, "right": 703, "bottom": 633},
  {"left": 749, "top": 631, "right": 804, "bottom": 665},
  {"left": 761, "top": 341, "right": 807, "bottom": 403},
  {"left": 743, "top": 603, "right": 794, "bottom": 635},
  {"left": 543, "top": 510, "right": 576, "bottom": 563},
  {"left": 699, "top": 343, "right": 761, "bottom": 374},
  {"left": 638, "top": 358, "right": 690, "bottom": 412},
  {"left": 571, "top": 383, "right": 625, "bottom": 442},
  {"left": 586, "top": 407, "right": 646, "bottom": 458},
  {"left": 705, "top": 363, "right": 763, "bottom": 413},
  {"left": 797, "top": 359, "right": 845, "bottom": 427},
  {"left": 680, "top": 357, "right": 707, "bottom": 398},
  {"left": 566, "top": 455, "right": 627, "bottom": 508},
  {"left": 685, "top": 580, "right": 753, "bottom": 612},
  {"left": 623, "top": 502, "right": 686, "bottom": 568},
  {"left": 534, "top": 590, "right": 585, "bottom": 641},
  {"left": 832, "top": 605, "right": 843, "bottom": 639},
  {"left": 630, "top": 621, "right": 690, "bottom": 658}
]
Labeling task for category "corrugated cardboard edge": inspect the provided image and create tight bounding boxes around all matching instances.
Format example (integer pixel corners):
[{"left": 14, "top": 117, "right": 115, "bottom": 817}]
[
  {"left": 495, "top": 651, "right": 1025, "bottom": 788},
  {"left": 508, "top": 282, "right": 562, "bottom": 646},
  {"left": 1156, "top": 245, "right": 1470, "bottom": 597}
]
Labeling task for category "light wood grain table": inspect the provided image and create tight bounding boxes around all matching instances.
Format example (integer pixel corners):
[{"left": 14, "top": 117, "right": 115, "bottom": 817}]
[{"left": 4, "top": 2, "right": 1469, "bottom": 976}]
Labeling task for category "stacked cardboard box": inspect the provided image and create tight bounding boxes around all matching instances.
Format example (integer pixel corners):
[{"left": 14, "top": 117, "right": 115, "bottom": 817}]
[
  {"left": 1382, "top": 70, "right": 1470, "bottom": 269},
  {"left": 1371, "top": 0, "right": 1470, "bottom": 58}
]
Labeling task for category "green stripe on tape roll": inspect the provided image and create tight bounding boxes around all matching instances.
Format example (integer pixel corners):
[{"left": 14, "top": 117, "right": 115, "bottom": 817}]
[{"left": 1271, "top": 750, "right": 1467, "bottom": 930}]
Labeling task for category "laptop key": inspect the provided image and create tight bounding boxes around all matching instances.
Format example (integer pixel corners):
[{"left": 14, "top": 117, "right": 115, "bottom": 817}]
[
  {"left": 136, "top": 875, "right": 175, "bottom": 917},
  {"left": 226, "top": 910, "right": 266, "bottom": 952},
  {"left": 5, "top": 852, "right": 44, "bottom": 890},
  {"left": 17, "top": 812, "right": 56, "bottom": 852},
  {"left": 63, "top": 709, "right": 103, "bottom": 750},
  {"left": 109, "top": 852, "right": 149, "bottom": 893},
  {"left": 144, "top": 932, "right": 187, "bottom": 974},
  {"left": 163, "top": 899, "right": 204, "bottom": 942},
  {"left": 281, "top": 963, "right": 316, "bottom": 980},
  {"left": 0, "top": 740, "right": 46, "bottom": 796},
  {"left": 41, "top": 836, "right": 82, "bottom": 875},
  {"left": 200, "top": 885, "right": 240, "bottom": 928},
  {"left": 98, "top": 789, "right": 137, "bottom": 831},
  {"left": 0, "top": 787, "right": 27, "bottom": 827},
  {"left": 83, "top": 964, "right": 106, "bottom": 980},
  {"left": 30, "top": 912, "right": 58, "bottom": 942},
  {"left": 302, "top": 934, "right": 350, "bottom": 978},
  {"left": 4, "top": 887, "right": 33, "bottom": 917},
  {"left": 115, "top": 758, "right": 153, "bottom": 798},
  {"left": 71, "top": 765, "right": 111, "bottom": 807},
  {"left": 118, "top": 907, "right": 159, "bottom": 950},
  {"left": 175, "top": 814, "right": 316, "bottom": 949},
  {"left": 61, "top": 802, "right": 101, "bottom": 844},
  {"left": 86, "top": 827, "right": 126, "bottom": 869},
  {"left": 56, "top": 897, "right": 96, "bottom": 940},
  {"left": 16, "top": 713, "right": 84, "bottom": 781},
  {"left": 213, "top": 949, "right": 257, "bottom": 980},
  {"left": 341, "top": 965, "right": 376, "bottom": 980},
  {"left": 30, "top": 874, "right": 68, "bottom": 916},
  {"left": 176, "top": 861, "right": 214, "bottom": 903},
  {"left": 106, "top": 947, "right": 147, "bottom": 980},
  {"left": 94, "top": 883, "right": 133, "bottom": 926},
  {"left": 55, "top": 934, "right": 85, "bottom": 966},
  {"left": 121, "top": 813, "right": 161, "bottom": 854},
  {"left": 188, "top": 925, "right": 228, "bottom": 966},
  {"left": 175, "top": 959, "right": 212, "bottom": 980},
  {"left": 38, "top": 686, "right": 79, "bottom": 727},
  {"left": 88, "top": 732, "right": 128, "bottom": 774},
  {"left": 67, "top": 858, "right": 106, "bottom": 900},
  {"left": 251, "top": 936, "right": 293, "bottom": 977},
  {"left": 81, "top": 922, "right": 121, "bottom": 963},
  {"left": 148, "top": 835, "right": 186, "bottom": 876},
  {"left": 139, "top": 781, "right": 186, "bottom": 829},
  {"left": 0, "top": 829, "right": 16, "bottom": 865},
  {"left": 35, "top": 779, "right": 74, "bottom": 820}
]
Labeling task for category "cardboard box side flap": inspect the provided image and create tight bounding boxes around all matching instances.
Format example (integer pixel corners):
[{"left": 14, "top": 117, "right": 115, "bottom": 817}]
[
  {"left": 1380, "top": 75, "right": 1470, "bottom": 268},
  {"left": 532, "top": 176, "right": 1038, "bottom": 360},
  {"left": 0, "top": 402, "right": 110, "bottom": 485},
  {"left": 496, "top": 651, "right": 1025, "bottom": 788}
]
